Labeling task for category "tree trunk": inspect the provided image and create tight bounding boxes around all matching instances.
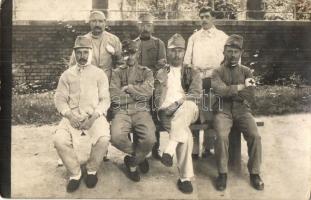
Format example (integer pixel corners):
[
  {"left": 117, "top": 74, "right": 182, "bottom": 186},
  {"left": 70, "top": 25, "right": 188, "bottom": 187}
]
[
  {"left": 92, "top": 0, "right": 109, "bottom": 17},
  {"left": 238, "top": 0, "right": 247, "bottom": 20},
  {"left": 246, "top": 0, "right": 264, "bottom": 20}
]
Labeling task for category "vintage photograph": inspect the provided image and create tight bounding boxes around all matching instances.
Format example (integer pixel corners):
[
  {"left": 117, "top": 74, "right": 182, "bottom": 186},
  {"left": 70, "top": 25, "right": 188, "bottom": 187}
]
[{"left": 1, "top": 0, "right": 311, "bottom": 199}]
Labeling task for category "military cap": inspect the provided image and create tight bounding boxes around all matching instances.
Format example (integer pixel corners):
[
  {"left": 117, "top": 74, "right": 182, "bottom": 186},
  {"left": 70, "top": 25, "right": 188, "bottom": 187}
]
[
  {"left": 122, "top": 39, "right": 138, "bottom": 54},
  {"left": 73, "top": 36, "right": 92, "bottom": 49},
  {"left": 225, "top": 34, "right": 244, "bottom": 49},
  {"left": 137, "top": 13, "right": 154, "bottom": 23},
  {"left": 167, "top": 33, "right": 185, "bottom": 49},
  {"left": 89, "top": 10, "right": 106, "bottom": 21}
]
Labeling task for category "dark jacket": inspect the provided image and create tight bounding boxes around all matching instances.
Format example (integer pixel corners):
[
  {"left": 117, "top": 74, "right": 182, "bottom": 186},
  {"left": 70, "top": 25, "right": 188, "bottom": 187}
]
[
  {"left": 134, "top": 36, "right": 166, "bottom": 73},
  {"left": 109, "top": 63, "right": 154, "bottom": 115},
  {"left": 211, "top": 63, "right": 255, "bottom": 115}
]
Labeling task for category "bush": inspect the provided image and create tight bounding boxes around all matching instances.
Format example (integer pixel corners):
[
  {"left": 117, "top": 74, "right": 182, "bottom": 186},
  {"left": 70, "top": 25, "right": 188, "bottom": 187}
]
[
  {"left": 12, "top": 91, "right": 61, "bottom": 125},
  {"left": 11, "top": 85, "right": 311, "bottom": 126},
  {"left": 253, "top": 85, "right": 311, "bottom": 116}
]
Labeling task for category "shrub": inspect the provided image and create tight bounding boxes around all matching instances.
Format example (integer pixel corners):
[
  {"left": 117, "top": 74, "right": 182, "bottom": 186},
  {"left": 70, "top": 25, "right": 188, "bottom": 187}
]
[
  {"left": 12, "top": 91, "right": 61, "bottom": 125},
  {"left": 253, "top": 85, "right": 311, "bottom": 116},
  {"left": 11, "top": 85, "right": 311, "bottom": 126}
]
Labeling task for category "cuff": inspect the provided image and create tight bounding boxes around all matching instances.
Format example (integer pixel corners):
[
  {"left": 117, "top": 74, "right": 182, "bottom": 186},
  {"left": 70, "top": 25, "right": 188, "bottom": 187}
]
[
  {"left": 60, "top": 108, "right": 70, "bottom": 116},
  {"left": 94, "top": 109, "right": 104, "bottom": 117},
  {"left": 126, "top": 84, "right": 135, "bottom": 93}
]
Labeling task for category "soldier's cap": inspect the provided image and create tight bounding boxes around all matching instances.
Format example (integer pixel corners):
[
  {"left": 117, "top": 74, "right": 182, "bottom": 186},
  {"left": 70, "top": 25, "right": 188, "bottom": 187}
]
[
  {"left": 225, "top": 34, "right": 243, "bottom": 49},
  {"left": 89, "top": 10, "right": 106, "bottom": 21},
  {"left": 74, "top": 36, "right": 92, "bottom": 49},
  {"left": 137, "top": 13, "right": 154, "bottom": 23},
  {"left": 199, "top": 6, "right": 214, "bottom": 16},
  {"left": 167, "top": 33, "right": 185, "bottom": 49},
  {"left": 122, "top": 39, "right": 138, "bottom": 54}
]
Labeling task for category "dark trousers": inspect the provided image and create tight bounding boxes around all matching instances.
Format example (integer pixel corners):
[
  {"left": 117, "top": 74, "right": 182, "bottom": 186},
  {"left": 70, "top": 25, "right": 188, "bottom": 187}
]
[
  {"left": 111, "top": 111, "right": 156, "bottom": 165},
  {"left": 214, "top": 112, "right": 262, "bottom": 174}
]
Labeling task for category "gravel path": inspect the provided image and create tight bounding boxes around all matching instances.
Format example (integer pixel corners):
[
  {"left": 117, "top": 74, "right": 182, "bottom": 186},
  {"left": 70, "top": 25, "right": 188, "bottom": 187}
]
[{"left": 11, "top": 114, "right": 311, "bottom": 199}]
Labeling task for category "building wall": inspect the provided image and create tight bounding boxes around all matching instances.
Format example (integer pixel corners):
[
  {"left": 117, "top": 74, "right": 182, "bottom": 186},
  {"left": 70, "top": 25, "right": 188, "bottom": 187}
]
[
  {"left": 12, "top": 20, "right": 311, "bottom": 85},
  {"left": 13, "top": 0, "right": 92, "bottom": 21}
]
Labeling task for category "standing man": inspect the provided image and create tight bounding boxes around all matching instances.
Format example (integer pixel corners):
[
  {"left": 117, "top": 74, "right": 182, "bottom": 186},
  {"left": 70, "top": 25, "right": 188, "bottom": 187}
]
[
  {"left": 69, "top": 10, "right": 123, "bottom": 83},
  {"left": 184, "top": 6, "right": 228, "bottom": 158},
  {"left": 53, "top": 36, "right": 111, "bottom": 192},
  {"left": 134, "top": 13, "right": 166, "bottom": 73},
  {"left": 134, "top": 13, "right": 166, "bottom": 159},
  {"left": 110, "top": 40, "right": 156, "bottom": 182},
  {"left": 211, "top": 34, "right": 264, "bottom": 191},
  {"left": 154, "top": 34, "right": 202, "bottom": 194}
]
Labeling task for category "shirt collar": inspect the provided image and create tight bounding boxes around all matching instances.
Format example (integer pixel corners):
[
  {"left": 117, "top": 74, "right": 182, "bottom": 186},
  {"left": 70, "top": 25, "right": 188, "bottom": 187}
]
[
  {"left": 200, "top": 26, "right": 216, "bottom": 36},
  {"left": 75, "top": 64, "right": 89, "bottom": 73}
]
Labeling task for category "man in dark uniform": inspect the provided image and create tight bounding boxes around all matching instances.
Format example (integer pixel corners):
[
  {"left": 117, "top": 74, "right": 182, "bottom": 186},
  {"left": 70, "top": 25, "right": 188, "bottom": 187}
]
[
  {"left": 211, "top": 34, "right": 264, "bottom": 191},
  {"left": 110, "top": 40, "right": 156, "bottom": 182},
  {"left": 134, "top": 13, "right": 166, "bottom": 159}
]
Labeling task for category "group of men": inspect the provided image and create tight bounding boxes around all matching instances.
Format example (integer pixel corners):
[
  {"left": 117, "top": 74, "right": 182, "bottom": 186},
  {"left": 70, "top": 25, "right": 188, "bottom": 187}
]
[{"left": 53, "top": 7, "right": 264, "bottom": 194}]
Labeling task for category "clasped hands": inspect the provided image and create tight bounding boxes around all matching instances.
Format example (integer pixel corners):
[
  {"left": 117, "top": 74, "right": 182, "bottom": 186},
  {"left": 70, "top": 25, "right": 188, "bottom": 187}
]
[
  {"left": 163, "top": 97, "right": 185, "bottom": 116},
  {"left": 65, "top": 111, "right": 100, "bottom": 131}
]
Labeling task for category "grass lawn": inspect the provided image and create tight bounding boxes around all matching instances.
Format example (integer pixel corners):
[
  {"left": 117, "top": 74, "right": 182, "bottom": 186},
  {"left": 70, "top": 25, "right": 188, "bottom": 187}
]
[{"left": 12, "top": 85, "right": 311, "bottom": 125}]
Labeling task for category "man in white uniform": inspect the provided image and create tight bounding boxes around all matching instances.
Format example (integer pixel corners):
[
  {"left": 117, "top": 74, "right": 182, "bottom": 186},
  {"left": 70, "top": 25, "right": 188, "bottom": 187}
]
[
  {"left": 184, "top": 6, "right": 228, "bottom": 158},
  {"left": 53, "top": 36, "right": 110, "bottom": 192}
]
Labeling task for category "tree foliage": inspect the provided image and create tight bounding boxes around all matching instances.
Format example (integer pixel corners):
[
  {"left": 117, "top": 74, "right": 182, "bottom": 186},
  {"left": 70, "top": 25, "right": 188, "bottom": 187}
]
[{"left": 264, "top": 0, "right": 311, "bottom": 20}]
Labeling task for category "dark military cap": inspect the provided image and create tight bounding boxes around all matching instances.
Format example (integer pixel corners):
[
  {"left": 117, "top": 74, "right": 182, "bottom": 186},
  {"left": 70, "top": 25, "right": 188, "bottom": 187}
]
[
  {"left": 74, "top": 36, "right": 92, "bottom": 49},
  {"left": 168, "top": 33, "right": 185, "bottom": 49},
  {"left": 137, "top": 13, "right": 154, "bottom": 23},
  {"left": 122, "top": 39, "right": 138, "bottom": 54},
  {"left": 225, "top": 34, "right": 244, "bottom": 49}
]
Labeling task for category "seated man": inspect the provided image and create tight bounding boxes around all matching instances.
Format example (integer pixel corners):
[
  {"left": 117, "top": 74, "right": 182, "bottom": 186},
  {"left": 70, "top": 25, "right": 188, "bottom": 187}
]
[
  {"left": 110, "top": 40, "right": 156, "bottom": 182},
  {"left": 211, "top": 34, "right": 264, "bottom": 191},
  {"left": 53, "top": 36, "right": 110, "bottom": 192},
  {"left": 154, "top": 34, "right": 202, "bottom": 194}
]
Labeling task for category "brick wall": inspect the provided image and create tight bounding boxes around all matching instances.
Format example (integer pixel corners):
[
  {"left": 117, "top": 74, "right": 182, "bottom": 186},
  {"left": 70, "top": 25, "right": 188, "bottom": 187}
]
[{"left": 12, "top": 20, "right": 311, "bottom": 85}]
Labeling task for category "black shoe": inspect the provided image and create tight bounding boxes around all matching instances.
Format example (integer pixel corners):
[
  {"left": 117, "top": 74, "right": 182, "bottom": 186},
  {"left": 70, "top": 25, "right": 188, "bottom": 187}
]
[
  {"left": 66, "top": 177, "right": 82, "bottom": 193},
  {"left": 85, "top": 173, "right": 98, "bottom": 188},
  {"left": 177, "top": 179, "right": 193, "bottom": 194},
  {"left": 124, "top": 155, "right": 140, "bottom": 182},
  {"left": 202, "top": 149, "right": 214, "bottom": 158},
  {"left": 152, "top": 145, "right": 161, "bottom": 160},
  {"left": 250, "top": 174, "right": 264, "bottom": 190},
  {"left": 161, "top": 153, "right": 173, "bottom": 167},
  {"left": 192, "top": 154, "right": 199, "bottom": 160},
  {"left": 138, "top": 159, "right": 149, "bottom": 174},
  {"left": 216, "top": 173, "right": 227, "bottom": 191}
]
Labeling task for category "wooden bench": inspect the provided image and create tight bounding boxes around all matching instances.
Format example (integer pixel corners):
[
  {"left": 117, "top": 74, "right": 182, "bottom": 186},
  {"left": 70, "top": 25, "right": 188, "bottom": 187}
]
[{"left": 157, "top": 121, "right": 264, "bottom": 171}]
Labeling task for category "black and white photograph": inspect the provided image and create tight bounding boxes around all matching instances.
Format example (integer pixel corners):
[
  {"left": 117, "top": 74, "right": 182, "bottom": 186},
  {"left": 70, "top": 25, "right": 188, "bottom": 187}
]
[{"left": 0, "top": 0, "right": 311, "bottom": 199}]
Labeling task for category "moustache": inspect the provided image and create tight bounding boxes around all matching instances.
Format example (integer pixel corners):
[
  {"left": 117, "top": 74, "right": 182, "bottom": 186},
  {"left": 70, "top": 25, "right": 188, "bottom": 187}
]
[
  {"left": 78, "top": 58, "right": 87, "bottom": 63},
  {"left": 94, "top": 26, "right": 102, "bottom": 30}
]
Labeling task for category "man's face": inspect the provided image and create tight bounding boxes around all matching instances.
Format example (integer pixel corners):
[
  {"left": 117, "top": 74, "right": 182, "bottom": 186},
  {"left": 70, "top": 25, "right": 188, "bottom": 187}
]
[
  {"left": 75, "top": 48, "right": 90, "bottom": 66},
  {"left": 199, "top": 11, "right": 214, "bottom": 30},
  {"left": 223, "top": 46, "right": 243, "bottom": 66},
  {"left": 168, "top": 47, "right": 185, "bottom": 67},
  {"left": 125, "top": 51, "right": 137, "bottom": 66},
  {"left": 137, "top": 22, "right": 153, "bottom": 38},
  {"left": 89, "top": 14, "right": 106, "bottom": 36}
]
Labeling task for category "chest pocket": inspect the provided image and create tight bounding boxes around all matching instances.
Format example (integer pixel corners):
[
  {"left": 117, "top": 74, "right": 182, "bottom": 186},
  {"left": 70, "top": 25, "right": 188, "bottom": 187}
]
[
  {"left": 134, "top": 72, "right": 144, "bottom": 85},
  {"left": 120, "top": 73, "right": 128, "bottom": 87}
]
